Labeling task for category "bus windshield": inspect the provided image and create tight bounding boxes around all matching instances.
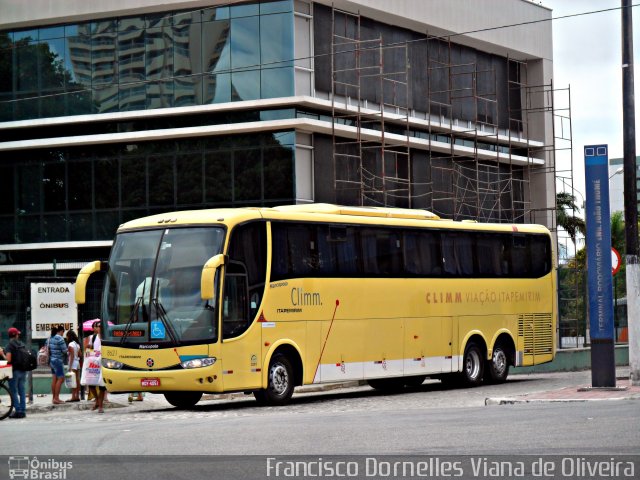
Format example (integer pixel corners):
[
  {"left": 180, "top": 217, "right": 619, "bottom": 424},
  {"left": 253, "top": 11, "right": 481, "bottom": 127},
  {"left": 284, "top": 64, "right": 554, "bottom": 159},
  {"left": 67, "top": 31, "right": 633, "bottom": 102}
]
[{"left": 101, "top": 227, "right": 225, "bottom": 345}]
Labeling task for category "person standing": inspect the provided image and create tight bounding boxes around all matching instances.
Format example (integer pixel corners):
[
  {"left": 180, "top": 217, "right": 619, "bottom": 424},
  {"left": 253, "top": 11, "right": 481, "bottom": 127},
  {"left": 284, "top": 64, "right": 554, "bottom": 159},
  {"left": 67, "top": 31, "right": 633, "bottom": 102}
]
[
  {"left": 65, "top": 330, "right": 81, "bottom": 402},
  {"left": 48, "top": 325, "right": 68, "bottom": 405},
  {"left": 0, "top": 327, "right": 28, "bottom": 418},
  {"left": 84, "top": 321, "right": 106, "bottom": 413}
]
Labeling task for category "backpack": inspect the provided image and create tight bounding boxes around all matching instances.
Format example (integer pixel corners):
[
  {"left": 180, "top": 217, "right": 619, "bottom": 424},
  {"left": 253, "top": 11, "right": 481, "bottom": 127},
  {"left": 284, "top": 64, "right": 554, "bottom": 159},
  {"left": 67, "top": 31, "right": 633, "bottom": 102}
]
[
  {"left": 12, "top": 343, "right": 38, "bottom": 372},
  {"left": 37, "top": 340, "right": 50, "bottom": 366}
]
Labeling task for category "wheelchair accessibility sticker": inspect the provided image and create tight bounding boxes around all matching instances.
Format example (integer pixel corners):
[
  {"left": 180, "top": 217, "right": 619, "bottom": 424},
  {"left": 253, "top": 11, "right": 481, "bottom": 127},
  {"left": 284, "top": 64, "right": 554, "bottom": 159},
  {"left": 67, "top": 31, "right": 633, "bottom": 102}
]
[{"left": 151, "top": 321, "right": 166, "bottom": 339}]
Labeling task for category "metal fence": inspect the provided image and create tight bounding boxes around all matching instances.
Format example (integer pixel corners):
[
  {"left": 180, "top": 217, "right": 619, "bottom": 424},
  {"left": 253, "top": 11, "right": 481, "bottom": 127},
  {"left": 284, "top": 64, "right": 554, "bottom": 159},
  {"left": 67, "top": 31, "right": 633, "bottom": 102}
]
[{"left": 557, "top": 265, "right": 628, "bottom": 348}]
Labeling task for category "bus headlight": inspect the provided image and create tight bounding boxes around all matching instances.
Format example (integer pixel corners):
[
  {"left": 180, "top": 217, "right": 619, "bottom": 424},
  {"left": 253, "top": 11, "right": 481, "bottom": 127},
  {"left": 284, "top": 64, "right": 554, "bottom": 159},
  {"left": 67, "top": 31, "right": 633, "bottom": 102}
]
[
  {"left": 181, "top": 357, "right": 217, "bottom": 369},
  {"left": 102, "top": 358, "right": 123, "bottom": 369}
]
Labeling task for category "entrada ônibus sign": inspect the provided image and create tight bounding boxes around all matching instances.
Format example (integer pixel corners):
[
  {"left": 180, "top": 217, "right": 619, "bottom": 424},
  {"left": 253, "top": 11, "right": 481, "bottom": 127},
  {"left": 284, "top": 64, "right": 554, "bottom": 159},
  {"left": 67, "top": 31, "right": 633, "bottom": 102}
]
[{"left": 30, "top": 282, "right": 77, "bottom": 339}]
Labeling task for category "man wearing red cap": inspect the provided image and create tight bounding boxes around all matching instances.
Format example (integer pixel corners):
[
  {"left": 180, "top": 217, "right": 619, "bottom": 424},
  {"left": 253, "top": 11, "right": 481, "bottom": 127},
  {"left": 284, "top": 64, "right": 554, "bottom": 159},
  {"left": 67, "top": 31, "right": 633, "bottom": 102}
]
[{"left": 0, "top": 327, "right": 27, "bottom": 418}]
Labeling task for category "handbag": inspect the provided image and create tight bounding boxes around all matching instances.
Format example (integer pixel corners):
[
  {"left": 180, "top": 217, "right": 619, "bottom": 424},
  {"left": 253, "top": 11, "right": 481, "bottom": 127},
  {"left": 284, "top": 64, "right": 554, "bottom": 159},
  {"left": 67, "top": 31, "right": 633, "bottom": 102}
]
[
  {"left": 80, "top": 348, "right": 104, "bottom": 387},
  {"left": 64, "top": 371, "right": 77, "bottom": 389},
  {"left": 37, "top": 341, "right": 50, "bottom": 366}
]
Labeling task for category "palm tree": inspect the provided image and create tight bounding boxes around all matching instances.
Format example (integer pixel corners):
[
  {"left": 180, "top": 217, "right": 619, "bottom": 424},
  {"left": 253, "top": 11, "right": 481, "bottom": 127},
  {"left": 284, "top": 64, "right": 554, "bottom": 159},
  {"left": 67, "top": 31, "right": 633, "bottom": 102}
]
[{"left": 556, "top": 192, "right": 586, "bottom": 244}]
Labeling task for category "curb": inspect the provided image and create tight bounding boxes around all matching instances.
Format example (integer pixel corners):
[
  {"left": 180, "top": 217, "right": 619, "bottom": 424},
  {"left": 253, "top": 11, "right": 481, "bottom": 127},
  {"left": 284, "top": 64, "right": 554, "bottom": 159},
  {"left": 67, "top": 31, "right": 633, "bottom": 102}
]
[
  {"left": 25, "top": 381, "right": 365, "bottom": 414},
  {"left": 27, "top": 400, "right": 128, "bottom": 414},
  {"left": 485, "top": 396, "right": 640, "bottom": 405}
]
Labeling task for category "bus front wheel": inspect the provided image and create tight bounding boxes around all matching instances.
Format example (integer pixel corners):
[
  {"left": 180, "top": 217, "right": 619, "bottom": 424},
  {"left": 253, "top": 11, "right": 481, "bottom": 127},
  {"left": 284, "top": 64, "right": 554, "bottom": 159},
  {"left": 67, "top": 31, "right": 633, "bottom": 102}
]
[
  {"left": 164, "top": 391, "right": 202, "bottom": 409},
  {"left": 485, "top": 345, "right": 509, "bottom": 384},
  {"left": 254, "top": 354, "right": 294, "bottom": 406},
  {"left": 461, "top": 343, "right": 484, "bottom": 387}
]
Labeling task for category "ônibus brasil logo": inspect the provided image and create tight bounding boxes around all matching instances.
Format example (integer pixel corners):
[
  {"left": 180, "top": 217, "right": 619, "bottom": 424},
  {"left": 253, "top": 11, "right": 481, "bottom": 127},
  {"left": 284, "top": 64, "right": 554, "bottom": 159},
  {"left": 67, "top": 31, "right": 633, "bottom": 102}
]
[{"left": 8, "top": 456, "right": 72, "bottom": 479}]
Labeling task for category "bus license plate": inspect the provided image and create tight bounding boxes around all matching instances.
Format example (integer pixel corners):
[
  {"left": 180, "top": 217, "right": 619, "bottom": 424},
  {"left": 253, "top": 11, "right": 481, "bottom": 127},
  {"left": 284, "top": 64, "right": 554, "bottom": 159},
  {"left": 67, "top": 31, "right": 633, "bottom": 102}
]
[{"left": 141, "top": 378, "right": 161, "bottom": 387}]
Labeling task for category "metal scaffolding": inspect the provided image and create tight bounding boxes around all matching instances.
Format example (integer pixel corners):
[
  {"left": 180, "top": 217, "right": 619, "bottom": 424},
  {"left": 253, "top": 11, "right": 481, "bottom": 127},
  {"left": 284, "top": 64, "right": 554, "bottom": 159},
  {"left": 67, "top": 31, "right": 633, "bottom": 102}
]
[
  {"left": 331, "top": 8, "right": 411, "bottom": 207},
  {"left": 329, "top": 7, "right": 573, "bottom": 227}
]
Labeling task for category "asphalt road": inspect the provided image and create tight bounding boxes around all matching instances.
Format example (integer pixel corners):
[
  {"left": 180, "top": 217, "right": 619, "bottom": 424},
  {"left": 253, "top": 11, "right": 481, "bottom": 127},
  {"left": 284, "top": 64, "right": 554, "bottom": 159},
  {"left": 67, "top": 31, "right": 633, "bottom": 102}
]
[
  {"left": 56, "top": 399, "right": 638, "bottom": 455},
  {"left": 2, "top": 371, "right": 639, "bottom": 456}
]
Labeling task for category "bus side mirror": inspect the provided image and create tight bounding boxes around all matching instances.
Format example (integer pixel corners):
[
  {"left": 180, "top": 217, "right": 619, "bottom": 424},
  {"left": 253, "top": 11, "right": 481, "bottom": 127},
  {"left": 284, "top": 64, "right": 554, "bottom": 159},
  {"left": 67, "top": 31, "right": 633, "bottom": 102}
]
[
  {"left": 201, "top": 254, "right": 225, "bottom": 301},
  {"left": 75, "top": 260, "right": 104, "bottom": 305}
]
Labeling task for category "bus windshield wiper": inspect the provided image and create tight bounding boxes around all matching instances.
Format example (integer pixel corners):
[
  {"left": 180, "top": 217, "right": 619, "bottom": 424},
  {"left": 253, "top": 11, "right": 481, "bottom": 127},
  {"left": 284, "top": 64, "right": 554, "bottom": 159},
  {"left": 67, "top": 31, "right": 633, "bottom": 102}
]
[{"left": 120, "top": 295, "right": 143, "bottom": 345}]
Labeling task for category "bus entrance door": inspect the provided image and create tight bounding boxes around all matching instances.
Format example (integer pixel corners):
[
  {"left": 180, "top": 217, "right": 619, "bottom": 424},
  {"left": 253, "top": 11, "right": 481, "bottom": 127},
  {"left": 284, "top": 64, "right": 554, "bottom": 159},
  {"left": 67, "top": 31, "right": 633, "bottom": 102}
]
[
  {"left": 220, "top": 326, "right": 263, "bottom": 392},
  {"left": 220, "top": 273, "right": 263, "bottom": 391}
]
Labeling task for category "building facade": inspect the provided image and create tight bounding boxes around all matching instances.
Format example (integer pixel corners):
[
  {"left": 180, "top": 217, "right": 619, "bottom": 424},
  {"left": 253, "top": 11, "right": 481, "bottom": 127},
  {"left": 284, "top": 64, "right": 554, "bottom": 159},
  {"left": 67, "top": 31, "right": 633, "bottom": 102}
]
[{"left": 0, "top": 0, "right": 555, "bottom": 337}]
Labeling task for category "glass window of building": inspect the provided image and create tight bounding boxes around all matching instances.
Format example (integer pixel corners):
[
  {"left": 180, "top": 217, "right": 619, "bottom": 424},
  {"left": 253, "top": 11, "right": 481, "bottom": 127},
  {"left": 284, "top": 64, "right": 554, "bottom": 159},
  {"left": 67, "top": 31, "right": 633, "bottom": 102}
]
[{"left": 0, "top": 1, "right": 295, "bottom": 121}]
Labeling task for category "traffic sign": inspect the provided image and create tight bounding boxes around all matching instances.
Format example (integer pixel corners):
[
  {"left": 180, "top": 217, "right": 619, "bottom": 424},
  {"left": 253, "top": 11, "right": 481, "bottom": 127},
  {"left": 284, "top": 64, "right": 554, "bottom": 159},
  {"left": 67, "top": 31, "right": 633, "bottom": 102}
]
[{"left": 612, "top": 247, "right": 622, "bottom": 276}]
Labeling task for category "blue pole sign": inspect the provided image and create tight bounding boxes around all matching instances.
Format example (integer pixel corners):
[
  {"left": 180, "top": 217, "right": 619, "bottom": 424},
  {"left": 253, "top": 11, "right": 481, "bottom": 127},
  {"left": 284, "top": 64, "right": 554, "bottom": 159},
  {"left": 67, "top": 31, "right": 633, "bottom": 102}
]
[{"left": 584, "top": 144, "right": 616, "bottom": 387}]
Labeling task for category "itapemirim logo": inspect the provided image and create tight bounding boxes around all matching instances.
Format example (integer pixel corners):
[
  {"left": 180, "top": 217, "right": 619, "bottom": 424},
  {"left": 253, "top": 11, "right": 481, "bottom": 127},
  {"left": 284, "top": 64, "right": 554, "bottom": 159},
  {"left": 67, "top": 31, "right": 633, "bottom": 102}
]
[{"left": 8, "top": 456, "right": 72, "bottom": 479}]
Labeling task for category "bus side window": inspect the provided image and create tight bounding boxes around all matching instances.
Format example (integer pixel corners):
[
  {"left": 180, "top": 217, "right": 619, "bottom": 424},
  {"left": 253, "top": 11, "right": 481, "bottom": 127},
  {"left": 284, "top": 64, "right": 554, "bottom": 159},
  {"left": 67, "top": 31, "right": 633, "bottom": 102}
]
[
  {"left": 499, "top": 235, "right": 510, "bottom": 276},
  {"left": 510, "top": 234, "right": 530, "bottom": 276},
  {"left": 223, "top": 264, "right": 249, "bottom": 339},
  {"left": 442, "top": 232, "right": 475, "bottom": 277},
  {"left": 442, "top": 234, "right": 457, "bottom": 276},
  {"left": 361, "top": 229, "right": 379, "bottom": 275},
  {"left": 403, "top": 231, "right": 442, "bottom": 276},
  {"left": 530, "top": 236, "right": 551, "bottom": 277},
  {"left": 477, "top": 234, "right": 503, "bottom": 277},
  {"left": 225, "top": 222, "right": 267, "bottom": 337},
  {"left": 404, "top": 233, "right": 420, "bottom": 275},
  {"left": 271, "top": 225, "right": 289, "bottom": 280},
  {"left": 315, "top": 225, "right": 334, "bottom": 275},
  {"left": 330, "top": 226, "right": 360, "bottom": 275}
]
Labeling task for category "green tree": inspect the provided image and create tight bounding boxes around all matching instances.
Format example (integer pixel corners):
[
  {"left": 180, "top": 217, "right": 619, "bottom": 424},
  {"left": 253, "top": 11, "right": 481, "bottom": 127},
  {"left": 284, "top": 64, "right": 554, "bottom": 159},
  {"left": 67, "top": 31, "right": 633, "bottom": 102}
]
[{"left": 556, "top": 192, "right": 586, "bottom": 245}]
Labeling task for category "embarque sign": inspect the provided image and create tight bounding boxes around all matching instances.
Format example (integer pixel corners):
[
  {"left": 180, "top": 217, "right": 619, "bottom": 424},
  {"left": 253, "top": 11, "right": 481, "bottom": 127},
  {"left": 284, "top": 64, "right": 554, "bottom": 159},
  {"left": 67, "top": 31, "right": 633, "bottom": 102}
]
[{"left": 30, "top": 282, "right": 77, "bottom": 339}]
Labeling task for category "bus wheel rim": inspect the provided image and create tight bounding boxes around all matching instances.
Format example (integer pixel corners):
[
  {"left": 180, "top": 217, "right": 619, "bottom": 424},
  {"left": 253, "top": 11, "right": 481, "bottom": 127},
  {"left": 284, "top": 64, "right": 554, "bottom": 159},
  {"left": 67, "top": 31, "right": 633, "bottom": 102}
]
[
  {"left": 492, "top": 349, "right": 507, "bottom": 376},
  {"left": 271, "top": 364, "right": 289, "bottom": 395},
  {"left": 466, "top": 350, "right": 480, "bottom": 379}
]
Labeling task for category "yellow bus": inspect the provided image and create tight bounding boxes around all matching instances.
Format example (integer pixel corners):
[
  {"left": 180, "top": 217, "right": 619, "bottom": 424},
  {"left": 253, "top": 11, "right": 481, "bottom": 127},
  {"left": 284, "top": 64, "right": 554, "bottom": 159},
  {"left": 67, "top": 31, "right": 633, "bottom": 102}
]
[{"left": 75, "top": 204, "right": 556, "bottom": 408}]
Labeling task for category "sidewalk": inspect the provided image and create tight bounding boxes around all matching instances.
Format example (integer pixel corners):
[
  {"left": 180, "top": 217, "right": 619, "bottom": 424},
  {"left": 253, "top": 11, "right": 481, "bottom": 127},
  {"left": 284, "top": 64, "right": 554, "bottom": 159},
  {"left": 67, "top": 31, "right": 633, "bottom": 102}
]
[
  {"left": 485, "top": 375, "right": 640, "bottom": 405},
  {"left": 23, "top": 381, "right": 365, "bottom": 414},
  {"left": 18, "top": 369, "right": 639, "bottom": 416},
  {"left": 25, "top": 392, "right": 153, "bottom": 414}
]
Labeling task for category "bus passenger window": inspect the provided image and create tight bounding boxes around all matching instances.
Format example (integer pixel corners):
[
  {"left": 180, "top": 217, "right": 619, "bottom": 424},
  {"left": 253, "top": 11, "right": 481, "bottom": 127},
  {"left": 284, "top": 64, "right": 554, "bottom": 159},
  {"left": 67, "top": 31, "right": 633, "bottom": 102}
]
[
  {"left": 477, "top": 235, "right": 503, "bottom": 277},
  {"left": 442, "top": 235, "right": 457, "bottom": 276},
  {"left": 441, "top": 232, "right": 475, "bottom": 277},
  {"left": 330, "top": 227, "right": 360, "bottom": 275},
  {"left": 510, "top": 235, "right": 530, "bottom": 276},
  {"left": 404, "top": 231, "right": 442, "bottom": 276},
  {"left": 530, "top": 236, "right": 551, "bottom": 277}
]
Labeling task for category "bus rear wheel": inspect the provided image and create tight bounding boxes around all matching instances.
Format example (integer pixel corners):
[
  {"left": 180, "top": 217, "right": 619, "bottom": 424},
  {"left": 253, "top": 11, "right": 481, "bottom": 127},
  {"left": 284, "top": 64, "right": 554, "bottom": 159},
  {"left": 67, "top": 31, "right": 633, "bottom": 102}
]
[
  {"left": 485, "top": 345, "right": 510, "bottom": 384},
  {"left": 164, "top": 391, "right": 202, "bottom": 409},
  {"left": 254, "top": 354, "right": 294, "bottom": 406},
  {"left": 461, "top": 342, "right": 484, "bottom": 387}
]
